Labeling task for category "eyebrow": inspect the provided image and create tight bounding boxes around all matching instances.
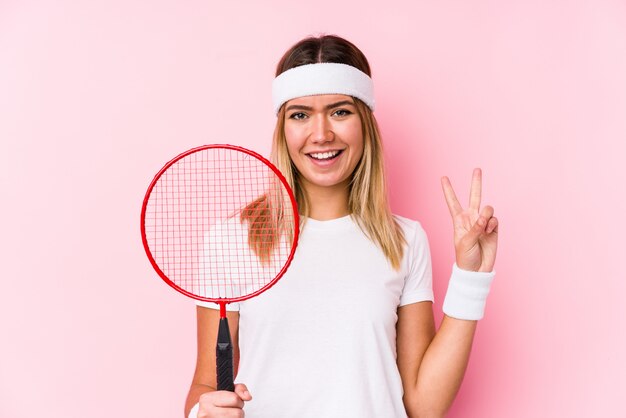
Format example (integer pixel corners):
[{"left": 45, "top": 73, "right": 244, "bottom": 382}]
[{"left": 285, "top": 100, "right": 356, "bottom": 112}]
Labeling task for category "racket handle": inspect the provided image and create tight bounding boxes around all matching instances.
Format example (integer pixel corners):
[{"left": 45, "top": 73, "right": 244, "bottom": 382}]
[{"left": 216, "top": 317, "right": 235, "bottom": 392}]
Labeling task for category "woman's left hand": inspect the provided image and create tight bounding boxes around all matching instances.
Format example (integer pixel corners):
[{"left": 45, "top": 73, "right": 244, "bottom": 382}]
[{"left": 441, "top": 168, "right": 498, "bottom": 273}]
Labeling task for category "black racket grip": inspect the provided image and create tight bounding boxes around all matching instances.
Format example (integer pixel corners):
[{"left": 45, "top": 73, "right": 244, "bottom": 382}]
[{"left": 216, "top": 317, "right": 235, "bottom": 392}]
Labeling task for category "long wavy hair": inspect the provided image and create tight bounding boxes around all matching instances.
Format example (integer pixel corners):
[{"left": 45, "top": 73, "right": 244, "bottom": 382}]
[{"left": 272, "top": 34, "right": 408, "bottom": 270}]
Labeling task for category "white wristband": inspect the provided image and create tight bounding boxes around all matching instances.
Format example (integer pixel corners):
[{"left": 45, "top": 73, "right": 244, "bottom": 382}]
[
  {"left": 442, "top": 262, "right": 495, "bottom": 320},
  {"left": 188, "top": 402, "right": 199, "bottom": 418}
]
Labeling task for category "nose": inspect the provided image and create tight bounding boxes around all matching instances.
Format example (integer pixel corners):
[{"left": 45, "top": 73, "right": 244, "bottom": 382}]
[{"left": 311, "top": 114, "right": 334, "bottom": 143}]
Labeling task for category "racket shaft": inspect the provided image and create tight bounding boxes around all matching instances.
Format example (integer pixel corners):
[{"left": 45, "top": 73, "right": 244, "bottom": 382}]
[{"left": 216, "top": 318, "right": 235, "bottom": 391}]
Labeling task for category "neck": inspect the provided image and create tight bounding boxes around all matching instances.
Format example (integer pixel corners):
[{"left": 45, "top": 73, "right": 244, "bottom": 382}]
[{"left": 301, "top": 180, "right": 350, "bottom": 221}]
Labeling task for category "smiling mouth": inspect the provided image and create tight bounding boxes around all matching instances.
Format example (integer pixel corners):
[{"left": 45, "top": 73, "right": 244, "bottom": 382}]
[{"left": 307, "top": 150, "right": 344, "bottom": 161}]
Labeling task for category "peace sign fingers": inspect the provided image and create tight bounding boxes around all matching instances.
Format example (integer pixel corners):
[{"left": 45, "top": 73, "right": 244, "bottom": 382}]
[
  {"left": 442, "top": 168, "right": 483, "bottom": 218},
  {"left": 440, "top": 167, "right": 498, "bottom": 272}
]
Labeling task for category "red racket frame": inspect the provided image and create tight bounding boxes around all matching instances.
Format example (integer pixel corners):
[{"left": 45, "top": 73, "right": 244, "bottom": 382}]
[{"left": 140, "top": 144, "right": 300, "bottom": 311}]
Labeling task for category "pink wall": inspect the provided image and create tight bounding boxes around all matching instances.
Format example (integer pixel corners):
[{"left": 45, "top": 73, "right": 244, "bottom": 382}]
[{"left": 1, "top": 1, "right": 624, "bottom": 416}]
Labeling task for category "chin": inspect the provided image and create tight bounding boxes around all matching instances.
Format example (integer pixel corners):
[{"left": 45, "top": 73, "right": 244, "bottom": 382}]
[{"left": 305, "top": 177, "right": 351, "bottom": 189}]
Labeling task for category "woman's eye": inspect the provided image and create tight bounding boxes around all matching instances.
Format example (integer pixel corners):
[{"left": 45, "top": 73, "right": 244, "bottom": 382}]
[
  {"left": 289, "top": 112, "right": 307, "bottom": 120},
  {"left": 333, "top": 109, "right": 352, "bottom": 117}
]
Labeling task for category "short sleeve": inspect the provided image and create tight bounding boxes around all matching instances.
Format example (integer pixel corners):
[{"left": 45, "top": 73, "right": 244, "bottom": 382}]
[{"left": 398, "top": 220, "right": 435, "bottom": 306}]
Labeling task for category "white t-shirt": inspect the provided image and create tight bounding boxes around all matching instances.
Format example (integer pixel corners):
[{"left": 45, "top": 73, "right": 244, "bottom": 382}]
[{"left": 197, "top": 214, "right": 434, "bottom": 418}]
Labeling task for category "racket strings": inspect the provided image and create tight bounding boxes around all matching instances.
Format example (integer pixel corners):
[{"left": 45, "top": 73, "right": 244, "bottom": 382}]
[{"left": 143, "top": 147, "right": 296, "bottom": 300}]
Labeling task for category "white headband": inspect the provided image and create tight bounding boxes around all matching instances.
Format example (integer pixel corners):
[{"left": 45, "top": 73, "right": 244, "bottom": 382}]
[{"left": 271, "top": 62, "right": 375, "bottom": 115}]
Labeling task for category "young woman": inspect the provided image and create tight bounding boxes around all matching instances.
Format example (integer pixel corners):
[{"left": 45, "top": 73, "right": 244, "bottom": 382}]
[{"left": 185, "top": 35, "right": 499, "bottom": 418}]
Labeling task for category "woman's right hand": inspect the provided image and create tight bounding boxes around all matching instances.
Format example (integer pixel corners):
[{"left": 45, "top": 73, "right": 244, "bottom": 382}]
[{"left": 196, "top": 383, "right": 252, "bottom": 418}]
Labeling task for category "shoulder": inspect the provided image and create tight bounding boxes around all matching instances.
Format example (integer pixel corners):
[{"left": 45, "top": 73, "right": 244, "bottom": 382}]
[
  {"left": 392, "top": 213, "right": 421, "bottom": 229},
  {"left": 392, "top": 214, "right": 428, "bottom": 244}
]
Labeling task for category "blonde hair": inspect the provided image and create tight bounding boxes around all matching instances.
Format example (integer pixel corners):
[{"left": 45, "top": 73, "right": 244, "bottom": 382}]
[{"left": 239, "top": 181, "right": 294, "bottom": 264}]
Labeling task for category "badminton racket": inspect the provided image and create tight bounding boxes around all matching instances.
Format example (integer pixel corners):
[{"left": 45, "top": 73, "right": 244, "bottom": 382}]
[{"left": 140, "top": 144, "right": 299, "bottom": 391}]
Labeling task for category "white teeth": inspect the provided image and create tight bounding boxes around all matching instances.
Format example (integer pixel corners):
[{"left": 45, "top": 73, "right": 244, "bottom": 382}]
[{"left": 310, "top": 150, "right": 340, "bottom": 160}]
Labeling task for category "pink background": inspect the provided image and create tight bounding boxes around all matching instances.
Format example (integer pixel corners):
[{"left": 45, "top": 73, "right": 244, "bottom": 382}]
[{"left": 1, "top": 1, "right": 625, "bottom": 416}]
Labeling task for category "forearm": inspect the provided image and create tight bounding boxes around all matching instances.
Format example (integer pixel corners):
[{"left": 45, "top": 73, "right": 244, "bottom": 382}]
[
  {"left": 184, "top": 383, "right": 215, "bottom": 417},
  {"left": 407, "top": 315, "right": 477, "bottom": 418}
]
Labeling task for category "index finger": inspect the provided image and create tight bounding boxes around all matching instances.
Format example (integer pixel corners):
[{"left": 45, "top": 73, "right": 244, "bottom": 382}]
[
  {"left": 441, "top": 176, "right": 463, "bottom": 217},
  {"left": 207, "top": 391, "right": 245, "bottom": 409}
]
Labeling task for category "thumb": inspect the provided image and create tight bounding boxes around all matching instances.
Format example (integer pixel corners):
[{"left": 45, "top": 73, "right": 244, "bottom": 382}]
[
  {"left": 234, "top": 383, "right": 252, "bottom": 401},
  {"left": 466, "top": 206, "right": 494, "bottom": 244},
  {"left": 461, "top": 216, "right": 486, "bottom": 247},
  {"left": 464, "top": 207, "right": 494, "bottom": 245}
]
